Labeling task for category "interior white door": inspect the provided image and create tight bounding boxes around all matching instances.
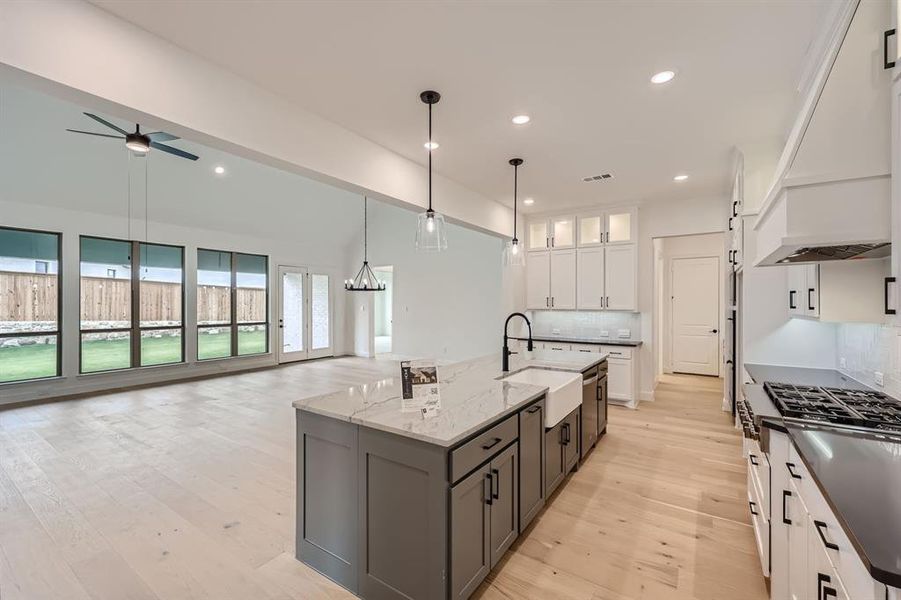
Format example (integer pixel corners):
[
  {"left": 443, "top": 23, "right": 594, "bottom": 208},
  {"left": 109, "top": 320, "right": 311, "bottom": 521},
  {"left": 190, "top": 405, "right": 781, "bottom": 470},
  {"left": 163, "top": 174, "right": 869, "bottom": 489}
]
[
  {"left": 550, "top": 249, "right": 576, "bottom": 309},
  {"left": 604, "top": 245, "right": 637, "bottom": 310},
  {"left": 671, "top": 256, "right": 720, "bottom": 376},
  {"left": 577, "top": 247, "right": 604, "bottom": 309},
  {"left": 278, "top": 265, "right": 308, "bottom": 363},
  {"left": 526, "top": 251, "right": 551, "bottom": 309}
]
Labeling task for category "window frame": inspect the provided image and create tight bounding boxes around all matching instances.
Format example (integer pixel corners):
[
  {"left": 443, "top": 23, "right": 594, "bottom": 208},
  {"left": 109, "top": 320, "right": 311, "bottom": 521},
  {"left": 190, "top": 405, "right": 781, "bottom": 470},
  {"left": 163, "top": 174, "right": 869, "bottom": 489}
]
[
  {"left": 0, "top": 226, "right": 63, "bottom": 384},
  {"left": 78, "top": 236, "right": 186, "bottom": 373},
  {"left": 197, "top": 248, "right": 269, "bottom": 360}
]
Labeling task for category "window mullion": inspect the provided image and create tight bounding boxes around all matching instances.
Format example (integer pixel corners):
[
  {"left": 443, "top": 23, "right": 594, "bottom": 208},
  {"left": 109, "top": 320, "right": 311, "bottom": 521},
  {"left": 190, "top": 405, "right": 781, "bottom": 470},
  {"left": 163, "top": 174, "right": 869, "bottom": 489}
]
[
  {"left": 131, "top": 240, "right": 141, "bottom": 368},
  {"left": 230, "top": 252, "right": 238, "bottom": 357}
]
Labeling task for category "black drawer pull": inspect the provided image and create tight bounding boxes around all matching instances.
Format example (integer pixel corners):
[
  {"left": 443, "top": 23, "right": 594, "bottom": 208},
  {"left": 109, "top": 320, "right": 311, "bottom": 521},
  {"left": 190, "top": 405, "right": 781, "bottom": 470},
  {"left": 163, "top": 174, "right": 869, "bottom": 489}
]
[
  {"left": 491, "top": 468, "right": 500, "bottom": 500},
  {"left": 484, "top": 473, "right": 493, "bottom": 506},
  {"left": 823, "top": 585, "right": 837, "bottom": 599},
  {"left": 786, "top": 462, "right": 802, "bottom": 480},
  {"left": 808, "top": 288, "right": 815, "bottom": 311},
  {"left": 789, "top": 290, "right": 797, "bottom": 309},
  {"left": 481, "top": 437, "right": 502, "bottom": 451},
  {"left": 526, "top": 405, "right": 542, "bottom": 414},
  {"left": 782, "top": 490, "right": 792, "bottom": 525},
  {"left": 885, "top": 29, "right": 896, "bottom": 69},
  {"left": 814, "top": 520, "right": 839, "bottom": 551},
  {"left": 749, "top": 454, "right": 759, "bottom": 466},
  {"left": 749, "top": 500, "right": 758, "bottom": 516},
  {"left": 885, "top": 276, "right": 896, "bottom": 315},
  {"left": 818, "top": 573, "right": 832, "bottom": 600}
]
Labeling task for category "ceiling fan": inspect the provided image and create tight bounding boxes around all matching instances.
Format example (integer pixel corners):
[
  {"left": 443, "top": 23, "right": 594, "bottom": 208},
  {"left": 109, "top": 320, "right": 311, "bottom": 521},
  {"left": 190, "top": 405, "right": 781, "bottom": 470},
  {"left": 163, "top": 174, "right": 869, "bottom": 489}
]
[{"left": 66, "top": 112, "right": 199, "bottom": 161}]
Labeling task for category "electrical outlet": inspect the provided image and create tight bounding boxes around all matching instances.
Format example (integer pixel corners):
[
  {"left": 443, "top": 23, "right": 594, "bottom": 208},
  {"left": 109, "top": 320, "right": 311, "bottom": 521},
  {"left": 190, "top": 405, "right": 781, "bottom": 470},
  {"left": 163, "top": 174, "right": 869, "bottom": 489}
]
[
  {"left": 839, "top": 357, "right": 847, "bottom": 369},
  {"left": 875, "top": 371, "right": 885, "bottom": 386}
]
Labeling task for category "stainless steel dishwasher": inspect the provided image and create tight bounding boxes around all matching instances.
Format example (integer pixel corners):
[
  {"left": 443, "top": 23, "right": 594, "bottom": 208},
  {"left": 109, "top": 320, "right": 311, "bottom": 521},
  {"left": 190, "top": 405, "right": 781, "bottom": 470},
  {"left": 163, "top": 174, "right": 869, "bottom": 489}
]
[{"left": 580, "top": 366, "right": 599, "bottom": 461}]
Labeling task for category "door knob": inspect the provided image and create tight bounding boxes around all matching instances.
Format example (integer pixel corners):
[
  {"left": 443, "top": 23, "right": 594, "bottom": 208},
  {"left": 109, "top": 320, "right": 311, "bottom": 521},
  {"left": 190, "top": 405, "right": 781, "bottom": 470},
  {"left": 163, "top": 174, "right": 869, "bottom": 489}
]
[{"left": 710, "top": 329, "right": 718, "bottom": 333}]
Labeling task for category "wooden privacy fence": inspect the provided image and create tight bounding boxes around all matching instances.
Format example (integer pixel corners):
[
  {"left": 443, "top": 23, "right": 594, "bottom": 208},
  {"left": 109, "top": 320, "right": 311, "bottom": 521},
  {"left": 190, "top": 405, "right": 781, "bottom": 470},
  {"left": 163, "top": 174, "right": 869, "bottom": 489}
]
[
  {"left": 1, "top": 272, "right": 266, "bottom": 324},
  {"left": 0, "top": 272, "right": 58, "bottom": 322}
]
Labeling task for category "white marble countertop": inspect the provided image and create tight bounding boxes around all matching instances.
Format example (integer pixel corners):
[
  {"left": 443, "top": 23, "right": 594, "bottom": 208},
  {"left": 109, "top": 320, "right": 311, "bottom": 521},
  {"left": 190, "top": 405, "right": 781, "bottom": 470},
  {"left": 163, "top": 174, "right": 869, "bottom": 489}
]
[{"left": 293, "top": 350, "right": 607, "bottom": 447}]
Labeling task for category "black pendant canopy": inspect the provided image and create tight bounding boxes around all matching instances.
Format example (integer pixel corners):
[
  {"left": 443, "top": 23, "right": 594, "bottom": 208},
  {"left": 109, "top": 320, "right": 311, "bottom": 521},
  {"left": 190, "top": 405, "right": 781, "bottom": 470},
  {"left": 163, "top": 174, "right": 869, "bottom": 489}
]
[{"left": 345, "top": 197, "right": 385, "bottom": 292}]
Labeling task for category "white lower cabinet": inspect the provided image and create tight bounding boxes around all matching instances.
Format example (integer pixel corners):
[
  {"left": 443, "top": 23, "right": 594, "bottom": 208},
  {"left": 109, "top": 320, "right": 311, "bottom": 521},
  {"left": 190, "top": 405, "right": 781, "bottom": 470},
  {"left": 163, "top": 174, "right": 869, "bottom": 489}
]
[
  {"left": 764, "top": 430, "right": 887, "bottom": 600},
  {"left": 601, "top": 346, "right": 637, "bottom": 405}
]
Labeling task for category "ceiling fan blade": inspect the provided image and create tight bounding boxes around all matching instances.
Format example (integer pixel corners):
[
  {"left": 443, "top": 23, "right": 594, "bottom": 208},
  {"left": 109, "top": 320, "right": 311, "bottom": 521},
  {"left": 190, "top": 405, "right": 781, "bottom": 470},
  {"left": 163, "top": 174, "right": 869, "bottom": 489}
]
[
  {"left": 146, "top": 131, "right": 179, "bottom": 142},
  {"left": 150, "top": 141, "right": 199, "bottom": 161},
  {"left": 83, "top": 112, "right": 128, "bottom": 135},
  {"left": 65, "top": 129, "right": 125, "bottom": 139}
]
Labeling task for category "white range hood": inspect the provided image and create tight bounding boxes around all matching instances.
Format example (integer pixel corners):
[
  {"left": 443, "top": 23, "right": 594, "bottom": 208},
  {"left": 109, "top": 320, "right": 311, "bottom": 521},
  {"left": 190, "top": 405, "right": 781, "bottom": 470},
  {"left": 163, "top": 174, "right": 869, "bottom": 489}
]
[{"left": 753, "top": 0, "right": 892, "bottom": 267}]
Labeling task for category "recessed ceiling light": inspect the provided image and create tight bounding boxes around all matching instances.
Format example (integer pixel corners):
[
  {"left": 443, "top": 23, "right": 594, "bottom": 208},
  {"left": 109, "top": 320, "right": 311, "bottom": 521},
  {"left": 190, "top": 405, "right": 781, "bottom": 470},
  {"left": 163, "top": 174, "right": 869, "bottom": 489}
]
[
  {"left": 523, "top": 197, "right": 535, "bottom": 205},
  {"left": 512, "top": 115, "right": 531, "bottom": 125},
  {"left": 424, "top": 141, "right": 439, "bottom": 150},
  {"left": 651, "top": 70, "right": 676, "bottom": 84},
  {"left": 214, "top": 165, "right": 226, "bottom": 175},
  {"left": 673, "top": 174, "right": 688, "bottom": 181}
]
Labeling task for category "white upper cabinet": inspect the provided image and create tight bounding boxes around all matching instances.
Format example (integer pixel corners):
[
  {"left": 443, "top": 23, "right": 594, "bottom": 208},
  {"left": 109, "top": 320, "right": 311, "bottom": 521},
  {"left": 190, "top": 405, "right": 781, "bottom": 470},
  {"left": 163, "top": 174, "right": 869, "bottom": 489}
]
[
  {"left": 526, "top": 251, "right": 551, "bottom": 309},
  {"left": 605, "top": 209, "right": 636, "bottom": 245},
  {"left": 550, "top": 250, "right": 577, "bottom": 309},
  {"left": 527, "top": 206, "right": 638, "bottom": 311},
  {"left": 527, "top": 221, "right": 549, "bottom": 251},
  {"left": 577, "top": 215, "right": 603, "bottom": 247},
  {"left": 604, "top": 245, "right": 637, "bottom": 311},
  {"left": 551, "top": 216, "right": 575, "bottom": 249},
  {"left": 577, "top": 247, "right": 604, "bottom": 309}
]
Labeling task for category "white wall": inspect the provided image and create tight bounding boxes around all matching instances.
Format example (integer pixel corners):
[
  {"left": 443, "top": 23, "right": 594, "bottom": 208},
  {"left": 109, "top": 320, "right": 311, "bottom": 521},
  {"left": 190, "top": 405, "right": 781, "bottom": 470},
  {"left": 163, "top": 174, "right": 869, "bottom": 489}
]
[
  {"left": 638, "top": 196, "right": 728, "bottom": 399},
  {"left": 658, "top": 232, "right": 726, "bottom": 376},
  {"left": 0, "top": 0, "right": 513, "bottom": 237},
  {"left": 347, "top": 201, "right": 505, "bottom": 362},
  {"left": 740, "top": 220, "right": 838, "bottom": 370}
]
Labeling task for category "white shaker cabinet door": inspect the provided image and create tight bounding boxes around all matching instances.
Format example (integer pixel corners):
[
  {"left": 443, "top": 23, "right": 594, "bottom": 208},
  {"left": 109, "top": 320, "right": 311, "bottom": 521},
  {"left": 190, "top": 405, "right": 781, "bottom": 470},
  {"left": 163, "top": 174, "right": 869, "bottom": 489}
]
[
  {"left": 607, "top": 358, "right": 633, "bottom": 401},
  {"left": 549, "top": 249, "right": 577, "bottom": 309},
  {"left": 526, "top": 251, "right": 551, "bottom": 310},
  {"left": 604, "top": 245, "right": 637, "bottom": 311},
  {"left": 577, "top": 247, "right": 604, "bottom": 310}
]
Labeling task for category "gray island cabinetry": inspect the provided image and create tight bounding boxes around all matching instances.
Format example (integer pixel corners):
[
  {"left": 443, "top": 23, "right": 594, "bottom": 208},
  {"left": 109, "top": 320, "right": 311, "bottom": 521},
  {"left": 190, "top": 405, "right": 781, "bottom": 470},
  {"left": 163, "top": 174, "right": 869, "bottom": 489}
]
[{"left": 293, "top": 351, "right": 607, "bottom": 600}]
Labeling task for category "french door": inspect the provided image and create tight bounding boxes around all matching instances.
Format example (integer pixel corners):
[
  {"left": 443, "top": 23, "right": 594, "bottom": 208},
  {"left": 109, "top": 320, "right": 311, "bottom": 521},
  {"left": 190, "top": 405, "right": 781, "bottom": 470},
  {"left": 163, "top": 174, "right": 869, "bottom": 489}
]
[{"left": 277, "top": 266, "right": 333, "bottom": 363}]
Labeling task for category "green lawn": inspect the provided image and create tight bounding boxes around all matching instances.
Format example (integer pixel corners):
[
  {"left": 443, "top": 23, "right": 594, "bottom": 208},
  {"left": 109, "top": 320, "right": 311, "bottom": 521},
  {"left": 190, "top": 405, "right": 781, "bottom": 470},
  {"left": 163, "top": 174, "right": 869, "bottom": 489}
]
[{"left": 0, "top": 329, "right": 267, "bottom": 383}]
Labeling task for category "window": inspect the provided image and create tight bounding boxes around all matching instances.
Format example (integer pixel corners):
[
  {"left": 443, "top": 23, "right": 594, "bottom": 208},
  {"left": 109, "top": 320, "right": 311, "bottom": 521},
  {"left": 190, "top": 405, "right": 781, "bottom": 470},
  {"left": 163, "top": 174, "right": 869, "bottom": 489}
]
[
  {"left": 0, "top": 227, "right": 61, "bottom": 383},
  {"left": 79, "top": 237, "right": 184, "bottom": 373},
  {"left": 197, "top": 249, "right": 268, "bottom": 359}
]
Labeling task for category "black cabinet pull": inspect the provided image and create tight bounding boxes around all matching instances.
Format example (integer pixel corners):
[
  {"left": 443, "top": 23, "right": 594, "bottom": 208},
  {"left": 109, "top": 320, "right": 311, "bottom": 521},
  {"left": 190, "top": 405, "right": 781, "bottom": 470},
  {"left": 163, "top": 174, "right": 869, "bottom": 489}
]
[
  {"left": 817, "top": 573, "right": 831, "bottom": 600},
  {"left": 786, "top": 462, "right": 802, "bottom": 480},
  {"left": 885, "top": 277, "right": 896, "bottom": 315},
  {"left": 526, "top": 405, "right": 541, "bottom": 414},
  {"left": 749, "top": 454, "right": 759, "bottom": 466},
  {"left": 885, "top": 29, "right": 896, "bottom": 69},
  {"left": 732, "top": 200, "right": 738, "bottom": 217},
  {"left": 789, "top": 290, "right": 797, "bottom": 310},
  {"left": 491, "top": 468, "right": 500, "bottom": 500},
  {"left": 748, "top": 500, "right": 758, "bottom": 516},
  {"left": 808, "top": 288, "right": 815, "bottom": 311},
  {"left": 728, "top": 216, "right": 733, "bottom": 231},
  {"left": 481, "top": 437, "right": 502, "bottom": 451},
  {"left": 823, "top": 586, "right": 837, "bottom": 599},
  {"left": 814, "top": 520, "right": 839, "bottom": 551},
  {"left": 484, "top": 473, "right": 493, "bottom": 506},
  {"left": 782, "top": 490, "right": 792, "bottom": 525}
]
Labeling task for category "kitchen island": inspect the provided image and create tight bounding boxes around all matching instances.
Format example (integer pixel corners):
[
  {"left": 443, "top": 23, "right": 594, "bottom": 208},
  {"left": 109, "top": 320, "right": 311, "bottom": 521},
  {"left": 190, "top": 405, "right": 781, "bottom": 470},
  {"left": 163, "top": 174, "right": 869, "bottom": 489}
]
[{"left": 293, "top": 350, "right": 607, "bottom": 600}]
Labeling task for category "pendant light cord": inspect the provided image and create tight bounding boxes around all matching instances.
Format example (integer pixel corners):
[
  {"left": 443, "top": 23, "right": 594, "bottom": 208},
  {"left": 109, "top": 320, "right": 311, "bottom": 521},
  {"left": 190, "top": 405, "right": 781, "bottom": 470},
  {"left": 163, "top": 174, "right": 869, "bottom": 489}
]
[
  {"left": 513, "top": 163, "right": 518, "bottom": 241},
  {"left": 363, "top": 196, "right": 368, "bottom": 262},
  {"left": 428, "top": 102, "right": 433, "bottom": 212}
]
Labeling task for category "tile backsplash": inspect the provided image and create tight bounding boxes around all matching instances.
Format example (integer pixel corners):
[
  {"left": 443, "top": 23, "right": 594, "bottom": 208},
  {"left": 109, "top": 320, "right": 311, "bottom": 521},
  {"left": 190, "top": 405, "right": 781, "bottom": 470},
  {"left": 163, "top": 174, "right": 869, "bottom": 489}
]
[
  {"left": 836, "top": 323, "right": 901, "bottom": 397},
  {"left": 527, "top": 310, "right": 641, "bottom": 340}
]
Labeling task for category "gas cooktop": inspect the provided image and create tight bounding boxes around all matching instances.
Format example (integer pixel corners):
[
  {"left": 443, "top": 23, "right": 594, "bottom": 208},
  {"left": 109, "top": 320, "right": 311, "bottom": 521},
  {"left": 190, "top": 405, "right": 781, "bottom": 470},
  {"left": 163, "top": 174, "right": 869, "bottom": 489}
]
[{"left": 764, "top": 382, "right": 901, "bottom": 431}]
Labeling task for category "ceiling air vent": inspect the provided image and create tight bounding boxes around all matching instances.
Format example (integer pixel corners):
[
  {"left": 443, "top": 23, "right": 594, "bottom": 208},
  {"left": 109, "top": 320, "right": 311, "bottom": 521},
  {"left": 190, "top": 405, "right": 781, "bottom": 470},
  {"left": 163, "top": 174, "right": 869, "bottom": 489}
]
[{"left": 582, "top": 173, "right": 613, "bottom": 182}]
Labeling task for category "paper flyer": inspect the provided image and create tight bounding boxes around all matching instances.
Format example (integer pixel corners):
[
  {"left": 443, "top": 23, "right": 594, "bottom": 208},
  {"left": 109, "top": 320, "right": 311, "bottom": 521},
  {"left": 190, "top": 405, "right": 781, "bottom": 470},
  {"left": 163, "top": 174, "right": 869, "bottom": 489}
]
[{"left": 400, "top": 359, "right": 441, "bottom": 415}]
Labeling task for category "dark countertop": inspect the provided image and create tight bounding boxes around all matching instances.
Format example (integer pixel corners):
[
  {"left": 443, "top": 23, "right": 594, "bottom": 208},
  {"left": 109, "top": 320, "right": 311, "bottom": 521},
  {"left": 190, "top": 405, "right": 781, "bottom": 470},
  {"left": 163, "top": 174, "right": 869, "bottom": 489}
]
[
  {"left": 744, "top": 363, "right": 871, "bottom": 390},
  {"left": 511, "top": 335, "right": 642, "bottom": 347},
  {"left": 785, "top": 422, "right": 901, "bottom": 588}
]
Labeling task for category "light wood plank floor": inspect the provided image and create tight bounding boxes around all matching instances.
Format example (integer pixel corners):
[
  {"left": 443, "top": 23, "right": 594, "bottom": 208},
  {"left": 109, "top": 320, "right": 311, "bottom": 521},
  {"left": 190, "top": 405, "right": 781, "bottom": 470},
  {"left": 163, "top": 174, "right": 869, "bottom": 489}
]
[{"left": 0, "top": 360, "right": 766, "bottom": 600}]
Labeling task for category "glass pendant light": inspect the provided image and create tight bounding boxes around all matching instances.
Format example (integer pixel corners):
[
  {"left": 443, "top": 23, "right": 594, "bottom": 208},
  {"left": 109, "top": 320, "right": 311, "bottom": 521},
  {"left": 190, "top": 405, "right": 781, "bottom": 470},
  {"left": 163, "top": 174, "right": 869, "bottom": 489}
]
[
  {"left": 415, "top": 90, "right": 448, "bottom": 252},
  {"left": 503, "top": 158, "right": 526, "bottom": 267},
  {"left": 345, "top": 197, "right": 386, "bottom": 292}
]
